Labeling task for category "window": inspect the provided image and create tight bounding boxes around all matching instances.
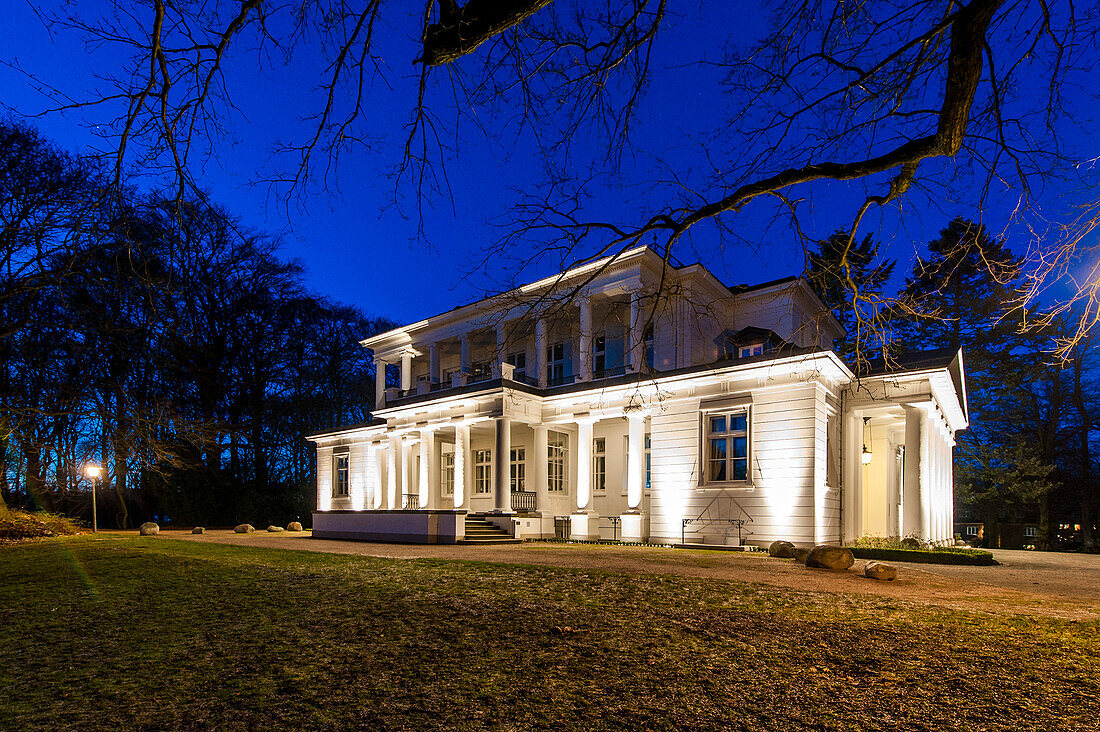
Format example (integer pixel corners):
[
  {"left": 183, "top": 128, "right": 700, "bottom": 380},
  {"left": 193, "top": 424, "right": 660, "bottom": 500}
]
[
  {"left": 333, "top": 453, "right": 350, "bottom": 497},
  {"left": 966, "top": 525, "right": 979, "bottom": 536},
  {"left": 643, "top": 325, "right": 655, "bottom": 369},
  {"left": 511, "top": 447, "right": 526, "bottom": 492},
  {"left": 593, "top": 336, "right": 606, "bottom": 375},
  {"left": 474, "top": 449, "right": 492, "bottom": 494},
  {"left": 1024, "top": 526, "right": 1037, "bottom": 537},
  {"left": 547, "top": 342, "right": 567, "bottom": 385},
  {"left": 645, "top": 433, "right": 651, "bottom": 491},
  {"left": 440, "top": 443, "right": 455, "bottom": 496},
  {"left": 548, "top": 431, "right": 568, "bottom": 492},
  {"left": 507, "top": 351, "right": 526, "bottom": 381},
  {"left": 470, "top": 361, "right": 491, "bottom": 381},
  {"left": 738, "top": 343, "right": 764, "bottom": 358},
  {"left": 705, "top": 410, "right": 749, "bottom": 483},
  {"left": 592, "top": 438, "right": 606, "bottom": 493}
]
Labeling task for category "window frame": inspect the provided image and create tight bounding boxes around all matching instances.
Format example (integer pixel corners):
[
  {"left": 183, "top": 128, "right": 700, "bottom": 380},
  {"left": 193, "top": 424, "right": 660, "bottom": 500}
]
[
  {"left": 440, "top": 442, "right": 455, "bottom": 496},
  {"left": 510, "top": 447, "right": 526, "bottom": 492},
  {"left": 332, "top": 451, "right": 350, "bottom": 497},
  {"left": 738, "top": 343, "right": 764, "bottom": 358},
  {"left": 547, "top": 430, "right": 568, "bottom": 492},
  {"left": 474, "top": 449, "right": 492, "bottom": 494},
  {"left": 547, "top": 342, "right": 566, "bottom": 385},
  {"left": 592, "top": 437, "right": 606, "bottom": 494},
  {"left": 701, "top": 407, "right": 751, "bottom": 487},
  {"left": 506, "top": 351, "right": 527, "bottom": 381}
]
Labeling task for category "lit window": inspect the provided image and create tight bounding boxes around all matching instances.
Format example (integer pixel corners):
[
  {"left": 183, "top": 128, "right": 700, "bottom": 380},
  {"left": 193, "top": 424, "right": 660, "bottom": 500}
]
[
  {"left": 705, "top": 410, "right": 750, "bottom": 483},
  {"left": 333, "top": 453, "right": 350, "bottom": 497},
  {"left": 1023, "top": 526, "right": 1037, "bottom": 538},
  {"left": 593, "top": 438, "right": 606, "bottom": 493},
  {"left": 474, "top": 449, "right": 492, "bottom": 494},
  {"left": 511, "top": 447, "right": 526, "bottom": 492},
  {"left": 548, "top": 431, "right": 568, "bottom": 492},
  {"left": 965, "top": 525, "right": 979, "bottom": 536},
  {"left": 440, "top": 443, "right": 455, "bottom": 496},
  {"left": 738, "top": 343, "right": 764, "bottom": 358}
]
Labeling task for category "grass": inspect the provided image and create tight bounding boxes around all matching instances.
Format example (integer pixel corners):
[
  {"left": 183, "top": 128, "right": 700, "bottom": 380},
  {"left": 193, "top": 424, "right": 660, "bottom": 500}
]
[{"left": 2, "top": 537, "right": 1098, "bottom": 731}]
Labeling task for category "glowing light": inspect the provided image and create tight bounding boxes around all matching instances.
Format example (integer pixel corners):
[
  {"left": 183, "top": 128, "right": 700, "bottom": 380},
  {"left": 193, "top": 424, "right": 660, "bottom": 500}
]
[
  {"left": 861, "top": 417, "right": 873, "bottom": 464},
  {"left": 84, "top": 465, "right": 103, "bottom": 479}
]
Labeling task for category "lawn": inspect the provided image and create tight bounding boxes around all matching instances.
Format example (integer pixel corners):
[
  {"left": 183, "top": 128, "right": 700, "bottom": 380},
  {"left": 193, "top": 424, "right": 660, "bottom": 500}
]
[{"left": 1, "top": 537, "right": 1097, "bottom": 731}]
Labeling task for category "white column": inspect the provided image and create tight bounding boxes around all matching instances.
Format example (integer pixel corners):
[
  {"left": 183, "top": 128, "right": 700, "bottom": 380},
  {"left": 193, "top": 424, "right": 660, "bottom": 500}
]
[
  {"left": 460, "top": 335, "right": 471, "bottom": 374},
  {"left": 400, "top": 351, "right": 412, "bottom": 392},
  {"left": 626, "top": 413, "right": 645, "bottom": 510},
  {"left": 903, "top": 406, "right": 922, "bottom": 538},
  {"left": 374, "top": 355, "right": 386, "bottom": 409},
  {"left": 429, "top": 343, "right": 440, "bottom": 384},
  {"left": 453, "top": 424, "right": 468, "bottom": 509},
  {"left": 534, "top": 318, "right": 547, "bottom": 387},
  {"left": 532, "top": 425, "right": 549, "bottom": 514},
  {"left": 918, "top": 409, "right": 932, "bottom": 541},
  {"left": 419, "top": 428, "right": 433, "bottom": 509},
  {"left": 386, "top": 437, "right": 399, "bottom": 510},
  {"left": 575, "top": 419, "right": 594, "bottom": 512},
  {"left": 841, "top": 411, "right": 862, "bottom": 543},
  {"left": 578, "top": 296, "right": 592, "bottom": 382},
  {"left": 372, "top": 443, "right": 385, "bottom": 509},
  {"left": 494, "top": 416, "right": 513, "bottom": 513},
  {"left": 628, "top": 291, "right": 642, "bottom": 371}
]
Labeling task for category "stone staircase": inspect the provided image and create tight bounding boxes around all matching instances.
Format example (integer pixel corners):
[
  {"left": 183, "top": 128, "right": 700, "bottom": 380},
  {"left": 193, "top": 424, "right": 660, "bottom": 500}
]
[{"left": 460, "top": 514, "right": 522, "bottom": 545}]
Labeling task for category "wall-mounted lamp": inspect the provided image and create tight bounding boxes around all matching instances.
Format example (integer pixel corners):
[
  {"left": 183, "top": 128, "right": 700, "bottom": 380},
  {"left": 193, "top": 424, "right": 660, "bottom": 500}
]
[{"left": 861, "top": 417, "right": 873, "bottom": 465}]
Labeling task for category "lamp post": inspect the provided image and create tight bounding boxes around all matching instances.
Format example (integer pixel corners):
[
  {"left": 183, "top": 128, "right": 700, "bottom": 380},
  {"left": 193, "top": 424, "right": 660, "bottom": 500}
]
[{"left": 84, "top": 465, "right": 102, "bottom": 533}]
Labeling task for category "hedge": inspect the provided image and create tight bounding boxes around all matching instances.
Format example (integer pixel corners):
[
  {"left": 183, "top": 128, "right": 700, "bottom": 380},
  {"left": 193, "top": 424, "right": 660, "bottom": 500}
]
[{"left": 851, "top": 546, "right": 998, "bottom": 566}]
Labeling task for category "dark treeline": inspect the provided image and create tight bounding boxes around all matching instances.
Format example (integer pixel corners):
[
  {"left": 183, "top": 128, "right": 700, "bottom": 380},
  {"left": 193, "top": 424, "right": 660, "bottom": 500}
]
[
  {"left": 0, "top": 120, "right": 393, "bottom": 528},
  {"left": 809, "top": 221, "right": 1099, "bottom": 552}
]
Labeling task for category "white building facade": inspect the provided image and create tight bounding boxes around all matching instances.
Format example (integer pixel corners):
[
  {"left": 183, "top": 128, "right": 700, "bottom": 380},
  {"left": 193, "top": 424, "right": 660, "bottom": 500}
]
[{"left": 309, "top": 247, "right": 967, "bottom": 546}]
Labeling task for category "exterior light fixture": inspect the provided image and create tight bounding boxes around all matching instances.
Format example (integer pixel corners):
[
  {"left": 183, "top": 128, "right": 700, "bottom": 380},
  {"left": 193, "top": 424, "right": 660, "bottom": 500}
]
[
  {"left": 84, "top": 465, "right": 103, "bottom": 533},
  {"left": 861, "top": 417, "right": 873, "bottom": 465}
]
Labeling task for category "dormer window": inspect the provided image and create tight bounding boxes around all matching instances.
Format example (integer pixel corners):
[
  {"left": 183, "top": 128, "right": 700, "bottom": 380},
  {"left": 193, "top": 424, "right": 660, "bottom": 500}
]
[{"left": 739, "top": 343, "right": 764, "bottom": 358}]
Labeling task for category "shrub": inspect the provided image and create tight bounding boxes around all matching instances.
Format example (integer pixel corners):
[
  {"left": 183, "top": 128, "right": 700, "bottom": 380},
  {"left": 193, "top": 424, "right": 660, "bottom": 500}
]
[{"left": 0, "top": 510, "right": 83, "bottom": 541}]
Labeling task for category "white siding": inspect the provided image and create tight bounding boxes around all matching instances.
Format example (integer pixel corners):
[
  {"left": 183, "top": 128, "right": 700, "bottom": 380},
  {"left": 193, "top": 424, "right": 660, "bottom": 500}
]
[{"left": 316, "top": 446, "right": 333, "bottom": 511}]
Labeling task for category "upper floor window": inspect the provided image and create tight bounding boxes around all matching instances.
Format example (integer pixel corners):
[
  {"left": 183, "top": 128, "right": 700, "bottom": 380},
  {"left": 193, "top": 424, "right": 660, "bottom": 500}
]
[
  {"left": 548, "top": 431, "right": 568, "bottom": 492},
  {"left": 704, "top": 410, "right": 749, "bottom": 483},
  {"left": 332, "top": 453, "right": 350, "bottom": 497},
  {"left": 474, "top": 449, "right": 492, "bottom": 494},
  {"left": 1024, "top": 526, "right": 1037, "bottom": 538},
  {"left": 470, "top": 360, "right": 491, "bottom": 381},
  {"left": 507, "top": 351, "right": 527, "bottom": 381},
  {"left": 592, "top": 437, "right": 606, "bottom": 493},
  {"left": 440, "top": 443, "right": 455, "bottom": 496},
  {"left": 547, "top": 342, "right": 569, "bottom": 385},
  {"left": 739, "top": 343, "right": 764, "bottom": 358},
  {"left": 511, "top": 447, "right": 526, "bottom": 492},
  {"left": 643, "top": 325, "right": 655, "bottom": 369}
]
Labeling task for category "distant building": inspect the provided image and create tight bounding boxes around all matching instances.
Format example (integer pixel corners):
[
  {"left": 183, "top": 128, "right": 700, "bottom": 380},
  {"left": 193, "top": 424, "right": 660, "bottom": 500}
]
[{"left": 309, "top": 247, "right": 968, "bottom": 545}]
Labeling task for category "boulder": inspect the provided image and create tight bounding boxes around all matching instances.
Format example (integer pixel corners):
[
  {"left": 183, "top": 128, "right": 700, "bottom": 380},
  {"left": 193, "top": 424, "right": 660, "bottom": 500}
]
[
  {"left": 954, "top": 539, "right": 968, "bottom": 547},
  {"left": 233, "top": 523, "right": 255, "bottom": 534},
  {"left": 768, "top": 540, "right": 796, "bottom": 558},
  {"left": 900, "top": 537, "right": 923, "bottom": 550},
  {"left": 191, "top": 527, "right": 205, "bottom": 534},
  {"left": 805, "top": 545, "right": 855, "bottom": 570},
  {"left": 138, "top": 521, "right": 159, "bottom": 536},
  {"left": 864, "top": 562, "right": 898, "bottom": 581},
  {"left": 267, "top": 525, "right": 285, "bottom": 533},
  {"left": 792, "top": 547, "right": 812, "bottom": 564},
  {"left": 287, "top": 521, "right": 303, "bottom": 532}
]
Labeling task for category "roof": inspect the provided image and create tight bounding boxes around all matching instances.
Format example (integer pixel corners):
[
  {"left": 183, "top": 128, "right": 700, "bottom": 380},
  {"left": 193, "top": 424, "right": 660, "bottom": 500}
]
[
  {"left": 854, "top": 348, "right": 958, "bottom": 377},
  {"left": 727, "top": 275, "right": 799, "bottom": 295}
]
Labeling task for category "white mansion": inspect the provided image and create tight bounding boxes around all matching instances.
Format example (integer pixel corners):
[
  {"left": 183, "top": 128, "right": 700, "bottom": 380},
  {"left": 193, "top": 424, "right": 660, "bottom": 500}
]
[{"left": 309, "top": 246, "right": 967, "bottom": 547}]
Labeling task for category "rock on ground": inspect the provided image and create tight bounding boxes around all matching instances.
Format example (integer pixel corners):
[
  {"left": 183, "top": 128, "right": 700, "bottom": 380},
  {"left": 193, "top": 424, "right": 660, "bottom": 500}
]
[
  {"left": 233, "top": 524, "right": 255, "bottom": 534},
  {"left": 768, "top": 540, "right": 796, "bottom": 558},
  {"left": 267, "top": 525, "right": 285, "bottom": 532},
  {"left": 806, "top": 545, "right": 855, "bottom": 570},
  {"left": 191, "top": 527, "right": 205, "bottom": 534},
  {"left": 287, "top": 521, "right": 303, "bottom": 532},
  {"left": 864, "top": 561, "right": 898, "bottom": 581},
  {"left": 792, "top": 547, "right": 812, "bottom": 564},
  {"left": 138, "top": 522, "right": 159, "bottom": 536}
]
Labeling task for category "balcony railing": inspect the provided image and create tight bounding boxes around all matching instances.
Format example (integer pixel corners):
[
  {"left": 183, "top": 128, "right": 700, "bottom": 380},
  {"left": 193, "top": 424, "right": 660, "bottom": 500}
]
[
  {"left": 510, "top": 490, "right": 537, "bottom": 513},
  {"left": 401, "top": 493, "right": 420, "bottom": 510}
]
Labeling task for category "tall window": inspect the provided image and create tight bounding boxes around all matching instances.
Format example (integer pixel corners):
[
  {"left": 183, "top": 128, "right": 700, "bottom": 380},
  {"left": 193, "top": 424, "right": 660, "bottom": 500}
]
[
  {"left": 593, "top": 336, "right": 606, "bottom": 376},
  {"left": 474, "top": 449, "right": 492, "bottom": 494},
  {"left": 507, "top": 351, "right": 527, "bottom": 381},
  {"left": 705, "top": 410, "right": 749, "bottom": 483},
  {"left": 470, "top": 361, "right": 491, "bottom": 381},
  {"left": 547, "top": 342, "right": 567, "bottom": 385},
  {"left": 643, "top": 325, "right": 655, "bottom": 369},
  {"left": 645, "top": 433, "right": 651, "bottom": 491},
  {"left": 440, "top": 443, "right": 455, "bottom": 496},
  {"left": 592, "top": 437, "right": 606, "bottom": 493},
  {"left": 548, "top": 431, "right": 568, "bottom": 492},
  {"left": 511, "top": 447, "right": 526, "bottom": 492},
  {"left": 333, "top": 453, "right": 350, "bottom": 497}
]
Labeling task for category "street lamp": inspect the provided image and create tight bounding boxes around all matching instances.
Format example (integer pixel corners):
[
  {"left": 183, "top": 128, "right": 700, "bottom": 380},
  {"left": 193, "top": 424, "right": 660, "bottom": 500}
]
[
  {"left": 84, "top": 465, "right": 102, "bottom": 533},
  {"left": 861, "top": 417, "right": 874, "bottom": 465}
]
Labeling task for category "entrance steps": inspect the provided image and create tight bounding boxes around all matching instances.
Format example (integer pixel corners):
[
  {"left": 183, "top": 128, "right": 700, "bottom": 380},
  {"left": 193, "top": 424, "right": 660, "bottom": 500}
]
[{"left": 459, "top": 515, "right": 522, "bottom": 545}]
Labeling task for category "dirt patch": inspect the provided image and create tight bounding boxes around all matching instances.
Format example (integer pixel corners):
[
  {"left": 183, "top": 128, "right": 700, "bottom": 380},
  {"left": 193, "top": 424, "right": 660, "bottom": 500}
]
[{"left": 160, "top": 530, "right": 1100, "bottom": 620}]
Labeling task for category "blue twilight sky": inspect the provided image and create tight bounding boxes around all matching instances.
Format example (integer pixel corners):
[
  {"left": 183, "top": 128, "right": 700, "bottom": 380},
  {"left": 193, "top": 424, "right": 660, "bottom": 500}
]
[{"left": 2, "top": 1, "right": 1096, "bottom": 325}]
